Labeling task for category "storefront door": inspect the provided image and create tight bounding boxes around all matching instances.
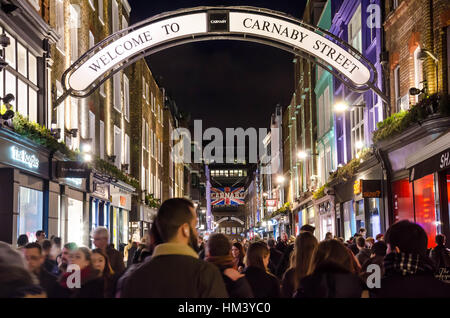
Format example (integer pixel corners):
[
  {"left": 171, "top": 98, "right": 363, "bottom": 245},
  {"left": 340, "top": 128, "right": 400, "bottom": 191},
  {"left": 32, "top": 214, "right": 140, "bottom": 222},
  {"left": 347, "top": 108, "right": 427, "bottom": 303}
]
[{"left": 67, "top": 198, "right": 83, "bottom": 246}]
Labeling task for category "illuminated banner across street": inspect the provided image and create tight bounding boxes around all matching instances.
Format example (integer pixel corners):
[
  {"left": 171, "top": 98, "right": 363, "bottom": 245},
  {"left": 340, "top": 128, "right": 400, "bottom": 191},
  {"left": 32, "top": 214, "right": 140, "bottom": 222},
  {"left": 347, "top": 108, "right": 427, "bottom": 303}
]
[{"left": 211, "top": 187, "right": 245, "bottom": 206}]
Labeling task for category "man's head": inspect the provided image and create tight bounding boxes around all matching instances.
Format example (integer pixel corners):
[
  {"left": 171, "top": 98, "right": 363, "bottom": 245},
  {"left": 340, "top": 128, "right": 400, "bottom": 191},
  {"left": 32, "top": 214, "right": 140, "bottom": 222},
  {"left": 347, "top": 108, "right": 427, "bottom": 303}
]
[
  {"left": 154, "top": 198, "right": 198, "bottom": 250},
  {"left": 17, "top": 235, "right": 29, "bottom": 247},
  {"left": 60, "top": 242, "right": 77, "bottom": 267},
  {"left": 356, "top": 236, "right": 366, "bottom": 250},
  {"left": 371, "top": 241, "right": 387, "bottom": 257},
  {"left": 23, "top": 243, "right": 44, "bottom": 274},
  {"left": 300, "top": 224, "right": 315, "bottom": 234},
  {"left": 92, "top": 227, "right": 109, "bottom": 250},
  {"left": 436, "top": 234, "right": 446, "bottom": 246},
  {"left": 41, "top": 240, "right": 52, "bottom": 256},
  {"left": 325, "top": 232, "right": 333, "bottom": 240},
  {"left": 206, "top": 233, "right": 231, "bottom": 257},
  {"left": 35, "top": 231, "right": 45, "bottom": 243},
  {"left": 268, "top": 238, "right": 276, "bottom": 248},
  {"left": 359, "top": 228, "right": 367, "bottom": 237},
  {"left": 385, "top": 220, "right": 428, "bottom": 255},
  {"left": 376, "top": 233, "right": 384, "bottom": 241}
]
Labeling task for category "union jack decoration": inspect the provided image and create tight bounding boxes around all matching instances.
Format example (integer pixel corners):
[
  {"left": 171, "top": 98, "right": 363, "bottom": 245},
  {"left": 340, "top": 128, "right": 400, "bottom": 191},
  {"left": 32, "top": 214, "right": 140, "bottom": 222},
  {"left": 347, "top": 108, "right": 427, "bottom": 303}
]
[{"left": 211, "top": 187, "right": 245, "bottom": 206}]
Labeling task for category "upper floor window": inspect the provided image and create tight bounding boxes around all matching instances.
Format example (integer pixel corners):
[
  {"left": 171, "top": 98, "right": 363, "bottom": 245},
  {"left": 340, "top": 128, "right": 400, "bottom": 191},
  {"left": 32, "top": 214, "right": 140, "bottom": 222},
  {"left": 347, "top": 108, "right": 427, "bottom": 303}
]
[
  {"left": 348, "top": 4, "right": 362, "bottom": 53},
  {"left": 112, "top": 0, "right": 119, "bottom": 33},
  {"left": 413, "top": 46, "right": 424, "bottom": 104},
  {"left": 350, "top": 98, "right": 365, "bottom": 159},
  {"left": 394, "top": 65, "right": 402, "bottom": 112},
  {"left": 124, "top": 75, "right": 130, "bottom": 121},
  {"left": 55, "top": 0, "right": 65, "bottom": 52},
  {"left": 98, "top": 0, "right": 104, "bottom": 24}
]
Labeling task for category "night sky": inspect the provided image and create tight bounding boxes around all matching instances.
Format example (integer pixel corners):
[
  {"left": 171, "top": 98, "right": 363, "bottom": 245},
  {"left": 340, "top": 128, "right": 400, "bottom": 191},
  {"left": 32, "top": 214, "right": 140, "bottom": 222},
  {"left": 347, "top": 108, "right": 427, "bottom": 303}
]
[{"left": 128, "top": 0, "right": 307, "bottom": 131}]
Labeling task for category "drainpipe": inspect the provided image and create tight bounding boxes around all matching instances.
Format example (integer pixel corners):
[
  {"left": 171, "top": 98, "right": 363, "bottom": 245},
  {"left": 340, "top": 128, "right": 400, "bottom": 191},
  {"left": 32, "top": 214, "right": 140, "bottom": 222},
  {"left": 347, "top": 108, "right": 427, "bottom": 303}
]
[{"left": 373, "top": 146, "right": 393, "bottom": 232}]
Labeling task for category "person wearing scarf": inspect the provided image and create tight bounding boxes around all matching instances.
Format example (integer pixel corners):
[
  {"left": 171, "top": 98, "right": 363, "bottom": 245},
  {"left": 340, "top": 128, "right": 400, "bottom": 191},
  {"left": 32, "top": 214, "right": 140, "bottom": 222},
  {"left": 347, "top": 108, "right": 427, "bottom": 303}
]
[
  {"left": 206, "top": 234, "right": 253, "bottom": 298},
  {"left": 59, "top": 247, "right": 104, "bottom": 298},
  {"left": 370, "top": 220, "right": 450, "bottom": 298}
]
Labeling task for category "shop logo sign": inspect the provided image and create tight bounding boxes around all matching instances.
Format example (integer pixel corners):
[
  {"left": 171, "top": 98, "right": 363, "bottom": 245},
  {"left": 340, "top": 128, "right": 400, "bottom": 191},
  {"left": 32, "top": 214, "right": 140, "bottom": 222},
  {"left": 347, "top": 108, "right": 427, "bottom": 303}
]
[
  {"left": 11, "top": 146, "right": 39, "bottom": 169},
  {"left": 440, "top": 152, "right": 450, "bottom": 169}
]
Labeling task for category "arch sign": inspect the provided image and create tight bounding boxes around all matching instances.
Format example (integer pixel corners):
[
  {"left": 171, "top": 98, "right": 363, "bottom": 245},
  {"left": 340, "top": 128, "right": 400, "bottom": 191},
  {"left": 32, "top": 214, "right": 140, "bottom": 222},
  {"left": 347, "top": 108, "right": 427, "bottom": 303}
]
[{"left": 61, "top": 6, "right": 380, "bottom": 101}]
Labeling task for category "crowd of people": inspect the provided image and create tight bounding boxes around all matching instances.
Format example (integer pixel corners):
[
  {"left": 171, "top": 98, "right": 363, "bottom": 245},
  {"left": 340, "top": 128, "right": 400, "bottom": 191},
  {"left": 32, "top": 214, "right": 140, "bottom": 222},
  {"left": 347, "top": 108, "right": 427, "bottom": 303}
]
[{"left": 1, "top": 198, "right": 450, "bottom": 298}]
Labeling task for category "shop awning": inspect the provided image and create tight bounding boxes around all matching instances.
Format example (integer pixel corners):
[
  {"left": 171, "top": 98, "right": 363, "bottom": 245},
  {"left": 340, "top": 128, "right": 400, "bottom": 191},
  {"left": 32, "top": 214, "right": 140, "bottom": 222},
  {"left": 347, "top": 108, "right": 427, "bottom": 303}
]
[{"left": 407, "top": 131, "right": 450, "bottom": 181}]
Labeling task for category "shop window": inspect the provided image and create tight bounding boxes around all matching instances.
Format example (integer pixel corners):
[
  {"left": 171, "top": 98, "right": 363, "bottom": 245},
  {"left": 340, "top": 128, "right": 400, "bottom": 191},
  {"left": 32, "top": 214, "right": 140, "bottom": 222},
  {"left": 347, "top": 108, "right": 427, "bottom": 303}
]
[
  {"left": 18, "top": 187, "right": 43, "bottom": 242},
  {"left": 368, "top": 198, "right": 381, "bottom": 238},
  {"left": 392, "top": 179, "right": 414, "bottom": 222},
  {"left": 67, "top": 198, "right": 83, "bottom": 246},
  {"left": 348, "top": 4, "right": 362, "bottom": 53},
  {"left": 414, "top": 174, "right": 437, "bottom": 248}
]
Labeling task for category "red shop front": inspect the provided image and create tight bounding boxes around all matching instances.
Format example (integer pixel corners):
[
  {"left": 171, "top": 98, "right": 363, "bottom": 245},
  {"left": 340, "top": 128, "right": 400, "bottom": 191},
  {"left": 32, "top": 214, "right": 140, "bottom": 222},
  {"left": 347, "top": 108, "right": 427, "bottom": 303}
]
[{"left": 392, "top": 146, "right": 450, "bottom": 248}]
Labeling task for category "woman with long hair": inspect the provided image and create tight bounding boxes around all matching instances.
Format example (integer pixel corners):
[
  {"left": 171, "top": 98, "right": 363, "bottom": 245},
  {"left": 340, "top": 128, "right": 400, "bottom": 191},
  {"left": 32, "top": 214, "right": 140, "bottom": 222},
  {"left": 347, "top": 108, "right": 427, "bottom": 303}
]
[
  {"left": 281, "top": 232, "right": 318, "bottom": 297},
  {"left": 243, "top": 241, "right": 280, "bottom": 298},
  {"left": 92, "top": 248, "right": 119, "bottom": 298},
  {"left": 295, "top": 239, "right": 365, "bottom": 298},
  {"left": 59, "top": 247, "right": 104, "bottom": 298},
  {"left": 205, "top": 234, "right": 253, "bottom": 298},
  {"left": 231, "top": 242, "right": 246, "bottom": 273}
]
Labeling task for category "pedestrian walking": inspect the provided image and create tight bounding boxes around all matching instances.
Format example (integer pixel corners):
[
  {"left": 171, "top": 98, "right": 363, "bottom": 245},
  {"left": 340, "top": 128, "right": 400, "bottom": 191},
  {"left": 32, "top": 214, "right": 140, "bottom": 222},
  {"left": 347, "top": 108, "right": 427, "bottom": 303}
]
[
  {"left": 17, "top": 234, "right": 29, "bottom": 251},
  {"left": 22, "top": 242, "right": 62, "bottom": 298},
  {"left": 120, "top": 198, "right": 228, "bottom": 298},
  {"left": 430, "top": 234, "right": 450, "bottom": 271},
  {"left": 267, "top": 238, "right": 282, "bottom": 276},
  {"left": 295, "top": 239, "right": 365, "bottom": 298},
  {"left": 244, "top": 241, "right": 281, "bottom": 298},
  {"left": 371, "top": 221, "right": 450, "bottom": 298},
  {"left": 92, "top": 248, "right": 120, "bottom": 298},
  {"left": 56, "top": 242, "right": 77, "bottom": 274},
  {"left": 231, "top": 242, "right": 246, "bottom": 273},
  {"left": 281, "top": 232, "right": 318, "bottom": 298},
  {"left": 59, "top": 247, "right": 104, "bottom": 298},
  {"left": 355, "top": 236, "right": 371, "bottom": 266},
  {"left": 205, "top": 233, "right": 253, "bottom": 298},
  {"left": 92, "top": 227, "right": 125, "bottom": 276},
  {"left": 35, "top": 230, "right": 46, "bottom": 245}
]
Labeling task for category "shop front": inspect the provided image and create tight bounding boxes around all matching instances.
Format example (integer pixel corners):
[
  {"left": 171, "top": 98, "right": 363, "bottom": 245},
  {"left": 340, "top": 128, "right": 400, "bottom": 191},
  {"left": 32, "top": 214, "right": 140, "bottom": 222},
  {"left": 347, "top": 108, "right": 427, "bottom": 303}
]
[
  {"left": 0, "top": 129, "right": 50, "bottom": 244},
  {"left": 315, "top": 195, "right": 335, "bottom": 240},
  {"left": 391, "top": 131, "right": 450, "bottom": 248},
  {"left": 89, "top": 175, "right": 111, "bottom": 239},
  {"left": 110, "top": 182, "right": 135, "bottom": 250},
  {"left": 130, "top": 203, "right": 157, "bottom": 242}
]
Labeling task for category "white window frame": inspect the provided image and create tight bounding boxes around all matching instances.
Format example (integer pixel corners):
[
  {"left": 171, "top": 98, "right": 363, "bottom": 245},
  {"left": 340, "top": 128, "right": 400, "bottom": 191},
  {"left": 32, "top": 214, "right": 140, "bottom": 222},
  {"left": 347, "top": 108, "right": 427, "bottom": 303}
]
[
  {"left": 123, "top": 75, "right": 130, "bottom": 121},
  {"left": 112, "top": 0, "right": 119, "bottom": 33},
  {"left": 98, "top": 0, "right": 104, "bottom": 25},
  {"left": 413, "top": 46, "right": 424, "bottom": 104},
  {"left": 88, "top": 0, "right": 95, "bottom": 11},
  {"left": 350, "top": 97, "right": 365, "bottom": 159},
  {"left": 70, "top": 5, "right": 79, "bottom": 63},
  {"left": 394, "top": 65, "right": 401, "bottom": 112},
  {"left": 348, "top": 4, "right": 362, "bottom": 53},
  {"left": 114, "top": 125, "right": 122, "bottom": 168},
  {"left": 113, "top": 73, "right": 121, "bottom": 112},
  {"left": 55, "top": 0, "right": 65, "bottom": 54},
  {"left": 99, "top": 120, "right": 105, "bottom": 159},
  {"left": 89, "top": 111, "right": 96, "bottom": 153},
  {"left": 89, "top": 31, "right": 95, "bottom": 49}
]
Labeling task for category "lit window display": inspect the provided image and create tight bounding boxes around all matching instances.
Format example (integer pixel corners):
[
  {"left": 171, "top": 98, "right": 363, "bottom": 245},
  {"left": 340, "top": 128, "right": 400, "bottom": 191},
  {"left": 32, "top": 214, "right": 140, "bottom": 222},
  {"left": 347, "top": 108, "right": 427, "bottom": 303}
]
[
  {"left": 68, "top": 198, "right": 84, "bottom": 246},
  {"left": 414, "top": 174, "right": 437, "bottom": 248},
  {"left": 18, "top": 187, "right": 43, "bottom": 242}
]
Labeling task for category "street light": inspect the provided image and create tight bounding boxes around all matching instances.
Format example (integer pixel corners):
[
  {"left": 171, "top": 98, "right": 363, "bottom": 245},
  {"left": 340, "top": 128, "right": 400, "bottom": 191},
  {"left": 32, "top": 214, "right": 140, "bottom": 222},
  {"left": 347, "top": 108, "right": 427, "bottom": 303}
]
[
  {"left": 276, "top": 175, "right": 285, "bottom": 184},
  {"left": 355, "top": 140, "right": 364, "bottom": 150},
  {"left": 297, "top": 151, "right": 308, "bottom": 160},
  {"left": 333, "top": 101, "right": 365, "bottom": 113}
]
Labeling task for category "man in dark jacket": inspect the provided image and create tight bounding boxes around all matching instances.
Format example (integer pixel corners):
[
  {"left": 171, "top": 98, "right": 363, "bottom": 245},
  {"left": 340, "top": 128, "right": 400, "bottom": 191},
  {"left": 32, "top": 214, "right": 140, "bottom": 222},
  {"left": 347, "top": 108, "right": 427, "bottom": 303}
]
[
  {"left": 267, "top": 238, "right": 282, "bottom": 276},
  {"left": 371, "top": 220, "right": 450, "bottom": 298},
  {"left": 92, "top": 227, "right": 125, "bottom": 276},
  {"left": 120, "top": 198, "right": 228, "bottom": 298},
  {"left": 355, "top": 236, "right": 371, "bottom": 266},
  {"left": 430, "top": 234, "right": 450, "bottom": 270},
  {"left": 22, "top": 242, "right": 63, "bottom": 298}
]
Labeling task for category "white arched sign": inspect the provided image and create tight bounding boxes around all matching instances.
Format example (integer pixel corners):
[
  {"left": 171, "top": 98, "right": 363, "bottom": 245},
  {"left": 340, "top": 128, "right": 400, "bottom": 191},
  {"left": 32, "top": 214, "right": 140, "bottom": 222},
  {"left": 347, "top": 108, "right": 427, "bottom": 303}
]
[{"left": 60, "top": 6, "right": 382, "bottom": 103}]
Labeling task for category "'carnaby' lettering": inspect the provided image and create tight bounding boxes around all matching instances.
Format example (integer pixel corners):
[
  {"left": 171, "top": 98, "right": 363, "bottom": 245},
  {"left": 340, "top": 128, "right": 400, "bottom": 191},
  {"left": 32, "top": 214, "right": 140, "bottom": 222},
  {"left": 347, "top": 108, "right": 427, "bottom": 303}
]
[
  {"left": 89, "top": 31, "right": 152, "bottom": 72},
  {"left": 243, "top": 18, "right": 309, "bottom": 42}
]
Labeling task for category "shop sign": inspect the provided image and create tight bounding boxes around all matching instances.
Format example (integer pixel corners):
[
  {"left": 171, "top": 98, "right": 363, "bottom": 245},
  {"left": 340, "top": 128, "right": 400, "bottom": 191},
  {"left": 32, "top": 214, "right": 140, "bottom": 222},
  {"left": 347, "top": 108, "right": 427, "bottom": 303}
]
[
  {"left": 92, "top": 182, "right": 109, "bottom": 201},
  {"left": 353, "top": 180, "right": 362, "bottom": 195},
  {"left": 0, "top": 137, "right": 49, "bottom": 177},
  {"left": 211, "top": 187, "right": 245, "bottom": 206},
  {"left": 359, "top": 180, "right": 382, "bottom": 198},
  {"left": 266, "top": 199, "right": 278, "bottom": 207},
  {"left": 111, "top": 188, "right": 132, "bottom": 210},
  {"left": 56, "top": 161, "right": 90, "bottom": 178},
  {"left": 11, "top": 146, "right": 39, "bottom": 169},
  {"left": 409, "top": 147, "right": 450, "bottom": 182}
]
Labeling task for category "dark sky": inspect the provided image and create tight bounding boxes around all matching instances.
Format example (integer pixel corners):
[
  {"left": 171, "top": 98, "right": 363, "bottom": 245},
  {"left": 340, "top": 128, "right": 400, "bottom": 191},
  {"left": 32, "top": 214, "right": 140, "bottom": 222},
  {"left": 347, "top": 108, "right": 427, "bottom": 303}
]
[{"left": 128, "top": 0, "right": 307, "bottom": 131}]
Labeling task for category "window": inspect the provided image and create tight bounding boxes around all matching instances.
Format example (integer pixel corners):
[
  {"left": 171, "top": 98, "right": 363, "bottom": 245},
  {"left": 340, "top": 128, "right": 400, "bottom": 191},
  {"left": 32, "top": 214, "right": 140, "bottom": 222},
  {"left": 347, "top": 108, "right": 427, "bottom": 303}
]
[
  {"left": 413, "top": 46, "right": 424, "bottom": 103},
  {"left": 323, "top": 87, "right": 331, "bottom": 133},
  {"left": 350, "top": 99, "right": 364, "bottom": 159},
  {"left": 392, "top": 0, "right": 399, "bottom": 10},
  {"left": 70, "top": 5, "right": 79, "bottom": 62},
  {"left": 151, "top": 91, "right": 154, "bottom": 111},
  {"left": 112, "top": 0, "right": 119, "bottom": 33},
  {"left": 319, "top": 151, "right": 325, "bottom": 185},
  {"left": 414, "top": 174, "right": 437, "bottom": 248},
  {"left": 318, "top": 93, "right": 324, "bottom": 137},
  {"left": 348, "top": 5, "right": 362, "bottom": 53},
  {"left": 325, "top": 146, "right": 332, "bottom": 179},
  {"left": 113, "top": 73, "right": 121, "bottom": 112},
  {"left": 122, "top": 16, "right": 128, "bottom": 30},
  {"left": 124, "top": 134, "right": 130, "bottom": 173},
  {"left": 123, "top": 75, "right": 129, "bottom": 121},
  {"left": 17, "top": 79, "right": 28, "bottom": 118},
  {"left": 18, "top": 187, "right": 43, "bottom": 242},
  {"left": 4, "top": 32, "right": 15, "bottom": 68},
  {"left": 89, "top": 31, "right": 95, "bottom": 49},
  {"left": 89, "top": 111, "right": 95, "bottom": 153},
  {"left": 28, "top": 54, "right": 37, "bottom": 85},
  {"left": 142, "top": 77, "right": 146, "bottom": 99},
  {"left": 317, "top": 66, "right": 324, "bottom": 82},
  {"left": 114, "top": 126, "right": 122, "bottom": 168},
  {"left": 17, "top": 43, "right": 27, "bottom": 77},
  {"left": 394, "top": 65, "right": 402, "bottom": 112},
  {"left": 100, "top": 82, "right": 105, "bottom": 97},
  {"left": 98, "top": 0, "right": 104, "bottom": 24},
  {"left": 99, "top": 120, "right": 105, "bottom": 159},
  {"left": 55, "top": 0, "right": 65, "bottom": 52}
]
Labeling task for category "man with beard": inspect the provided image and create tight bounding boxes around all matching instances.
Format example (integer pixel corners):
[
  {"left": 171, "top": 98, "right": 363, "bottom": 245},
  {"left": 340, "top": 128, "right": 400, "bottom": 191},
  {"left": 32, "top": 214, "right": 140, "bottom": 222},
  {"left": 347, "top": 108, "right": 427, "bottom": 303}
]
[{"left": 121, "top": 198, "right": 228, "bottom": 298}]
